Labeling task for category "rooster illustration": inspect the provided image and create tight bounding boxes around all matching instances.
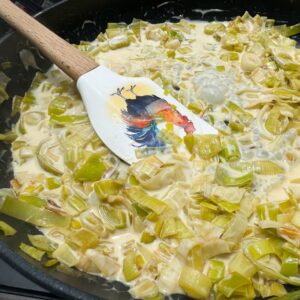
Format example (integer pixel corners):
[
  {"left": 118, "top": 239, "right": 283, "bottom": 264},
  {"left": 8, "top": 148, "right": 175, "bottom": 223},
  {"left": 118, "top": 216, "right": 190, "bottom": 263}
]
[{"left": 113, "top": 85, "right": 195, "bottom": 148}]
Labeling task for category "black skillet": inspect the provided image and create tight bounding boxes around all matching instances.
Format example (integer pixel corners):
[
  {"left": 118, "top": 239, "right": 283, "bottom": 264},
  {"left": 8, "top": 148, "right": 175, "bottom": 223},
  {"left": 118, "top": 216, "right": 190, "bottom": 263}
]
[{"left": 0, "top": 0, "right": 299, "bottom": 299}]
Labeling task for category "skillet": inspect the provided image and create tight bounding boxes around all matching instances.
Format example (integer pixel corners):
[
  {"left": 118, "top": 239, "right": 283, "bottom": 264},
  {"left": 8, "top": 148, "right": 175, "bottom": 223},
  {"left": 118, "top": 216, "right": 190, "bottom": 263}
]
[{"left": 0, "top": 0, "right": 299, "bottom": 299}]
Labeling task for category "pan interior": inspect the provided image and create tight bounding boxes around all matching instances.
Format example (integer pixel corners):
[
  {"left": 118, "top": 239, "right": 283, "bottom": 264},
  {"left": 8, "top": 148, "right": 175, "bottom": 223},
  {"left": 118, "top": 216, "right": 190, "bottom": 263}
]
[{"left": 0, "top": 0, "right": 299, "bottom": 299}]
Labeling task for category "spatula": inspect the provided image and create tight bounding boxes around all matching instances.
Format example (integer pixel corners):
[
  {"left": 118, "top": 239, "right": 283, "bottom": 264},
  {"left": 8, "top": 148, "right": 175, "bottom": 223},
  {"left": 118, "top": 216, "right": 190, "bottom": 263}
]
[{"left": 0, "top": 0, "right": 217, "bottom": 164}]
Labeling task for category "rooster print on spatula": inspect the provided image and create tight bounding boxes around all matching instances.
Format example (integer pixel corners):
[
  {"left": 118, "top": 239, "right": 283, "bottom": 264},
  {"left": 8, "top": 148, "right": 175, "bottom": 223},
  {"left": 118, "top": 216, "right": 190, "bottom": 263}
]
[{"left": 112, "top": 85, "right": 195, "bottom": 149}]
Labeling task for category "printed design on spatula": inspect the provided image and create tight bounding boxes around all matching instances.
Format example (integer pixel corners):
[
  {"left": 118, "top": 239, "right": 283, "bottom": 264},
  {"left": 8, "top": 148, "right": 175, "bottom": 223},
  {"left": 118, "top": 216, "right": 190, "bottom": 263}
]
[{"left": 112, "top": 85, "right": 195, "bottom": 148}]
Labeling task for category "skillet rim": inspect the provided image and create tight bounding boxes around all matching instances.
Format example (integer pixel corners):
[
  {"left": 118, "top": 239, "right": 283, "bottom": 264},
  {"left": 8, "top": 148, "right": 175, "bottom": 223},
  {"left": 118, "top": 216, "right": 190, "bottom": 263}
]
[{"left": 0, "top": 1, "right": 299, "bottom": 299}]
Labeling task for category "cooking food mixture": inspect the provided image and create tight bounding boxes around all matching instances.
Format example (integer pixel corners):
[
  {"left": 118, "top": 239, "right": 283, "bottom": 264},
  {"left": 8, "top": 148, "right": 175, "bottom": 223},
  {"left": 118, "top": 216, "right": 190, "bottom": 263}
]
[{"left": 1, "top": 12, "right": 300, "bottom": 300}]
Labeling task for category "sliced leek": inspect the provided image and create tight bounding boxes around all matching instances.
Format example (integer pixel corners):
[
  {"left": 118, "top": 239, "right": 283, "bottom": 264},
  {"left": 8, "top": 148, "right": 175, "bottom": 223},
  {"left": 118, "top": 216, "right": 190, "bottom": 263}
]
[{"left": 1, "top": 13, "right": 300, "bottom": 300}]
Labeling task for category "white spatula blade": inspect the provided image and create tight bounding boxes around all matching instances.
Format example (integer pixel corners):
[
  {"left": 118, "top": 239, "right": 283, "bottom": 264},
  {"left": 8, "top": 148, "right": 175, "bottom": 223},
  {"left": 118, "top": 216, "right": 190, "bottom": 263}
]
[{"left": 77, "top": 66, "right": 217, "bottom": 164}]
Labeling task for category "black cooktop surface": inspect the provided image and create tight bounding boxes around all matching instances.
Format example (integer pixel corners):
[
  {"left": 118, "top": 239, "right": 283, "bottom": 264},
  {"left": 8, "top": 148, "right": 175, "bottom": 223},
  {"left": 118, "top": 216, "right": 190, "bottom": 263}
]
[{"left": 0, "top": 258, "right": 59, "bottom": 299}]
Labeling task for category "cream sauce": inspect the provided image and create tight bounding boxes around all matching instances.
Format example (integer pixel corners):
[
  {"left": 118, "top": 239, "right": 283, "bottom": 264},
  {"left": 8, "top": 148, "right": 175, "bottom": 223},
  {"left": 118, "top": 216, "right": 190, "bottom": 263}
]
[{"left": 10, "top": 19, "right": 300, "bottom": 298}]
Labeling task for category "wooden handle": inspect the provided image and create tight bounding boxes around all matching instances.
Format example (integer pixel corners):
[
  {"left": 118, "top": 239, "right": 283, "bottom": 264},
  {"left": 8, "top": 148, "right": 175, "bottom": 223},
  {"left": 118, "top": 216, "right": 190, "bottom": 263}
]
[{"left": 0, "top": 0, "right": 98, "bottom": 80}]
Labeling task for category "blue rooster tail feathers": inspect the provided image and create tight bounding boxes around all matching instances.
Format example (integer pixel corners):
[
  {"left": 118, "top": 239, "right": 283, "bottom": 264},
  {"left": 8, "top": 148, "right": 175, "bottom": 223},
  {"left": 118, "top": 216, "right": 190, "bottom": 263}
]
[{"left": 126, "top": 120, "right": 165, "bottom": 148}]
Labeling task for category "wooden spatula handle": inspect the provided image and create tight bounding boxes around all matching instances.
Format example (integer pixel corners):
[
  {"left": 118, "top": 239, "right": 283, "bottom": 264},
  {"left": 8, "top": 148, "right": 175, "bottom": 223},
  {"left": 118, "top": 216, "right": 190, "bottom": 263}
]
[{"left": 0, "top": 0, "right": 98, "bottom": 80}]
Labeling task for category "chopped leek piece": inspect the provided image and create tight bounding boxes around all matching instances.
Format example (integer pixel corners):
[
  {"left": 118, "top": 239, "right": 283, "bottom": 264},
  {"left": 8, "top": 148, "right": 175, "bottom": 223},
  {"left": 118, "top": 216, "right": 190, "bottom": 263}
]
[
  {"left": 247, "top": 239, "right": 279, "bottom": 260},
  {"left": 64, "top": 194, "right": 87, "bottom": 215},
  {"left": 195, "top": 134, "right": 221, "bottom": 159},
  {"left": 129, "top": 21, "right": 142, "bottom": 41},
  {"left": 277, "top": 23, "right": 300, "bottom": 37},
  {"left": 68, "top": 228, "right": 99, "bottom": 249},
  {"left": 0, "top": 84, "right": 9, "bottom": 104},
  {"left": 94, "top": 179, "right": 124, "bottom": 201},
  {"left": 229, "top": 120, "right": 244, "bottom": 132},
  {"left": 37, "top": 140, "right": 64, "bottom": 176},
  {"left": 19, "top": 243, "right": 45, "bottom": 261},
  {"left": 212, "top": 214, "right": 232, "bottom": 228},
  {"left": 245, "top": 246, "right": 300, "bottom": 286},
  {"left": 257, "top": 202, "right": 279, "bottom": 221},
  {"left": 109, "top": 35, "right": 130, "bottom": 49},
  {"left": 230, "top": 160, "right": 284, "bottom": 175},
  {"left": 125, "top": 187, "right": 167, "bottom": 215},
  {"left": 184, "top": 134, "right": 221, "bottom": 159},
  {"left": 0, "top": 131, "right": 17, "bottom": 143},
  {"left": 11, "top": 95, "right": 23, "bottom": 117},
  {"left": 183, "top": 133, "right": 194, "bottom": 153},
  {"left": 215, "top": 165, "right": 253, "bottom": 187},
  {"left": 265, "top": 105, "right": 291, "bottom": 135},
  {"left": 22, "top": 92, "right": 35, "bottom": 107},
  {"left": 220, "top": 52, "right": 239, "bottom": 61},
  {"left": 44, "top": 258, "right": 58, "bottom": 268},
  {"left": 86, "top": 249, "right": 120, "bottom": 276},
  {"left": 123, "top": 251, "right": 141, "bottom": 282},
  {"left": 0, "top": 220, "right": 16, "bottom": 236},
  {"left": 174, "top": 218, "right": 194, "bottom": 239},
  {"left": 281, "top": 252, "right": 298, "bottom": 277},
  {"left": 188, "top": 245, "right": 203, "bottom": 270},
  {"left": 179, "top": 266, "right": 212, "bottom": 299},
  {"left": 204, "top": 23, "right": 225, "bottom": 35},
  {"left": 282, "top": 242, "right": 300, "bottom": 258},
  {"left": 226, "top": 101, "right": 254, "bottom": 126},
  {"left": 28, "top": 234, "right": 54, "bottom": 252},
  {"left": 98, "top": 204, "right": 127, "bottom": 230},
  {"left": 291, "top": 211, "right": 300, "bottom": 228},
  {"left": 220, "top": 138, "right": 241, "bottom": 161},
  {"left": 46, "top": 177, "right": 61, "bottom": 190},
  {"left": 50, "top": 114, "right": 88, "bottom": 125},
  {"left": 253, "top": 279, "right": 287, "bottom": 298},
  {"left": 48, "top": 96, "right": 72, "bottom": 116},
  {"left": 187, "top": 102, "right": 203, "bottom": 114},
  {"left": 207, "top": 259, "right": 225, "bottom": 283},
  {"left": 0, "top": 196, "right": 70, "bottom": 228},
  {"left": 216, "top": 65, "right": 225, "bottom": 72},
  {"left": 159, "top": 218, "right": 177, "bottom": 238},
  {"left": 73, "top": 153, "right": 106, "bottom": 182},
  {"left": 53, "top": 243, "right": 79, "bottom": 267},
  {"left": 141, "top": 231, "right": 156, "bottom": 244},
  {"left": 217, "top": 272, "right": 251, "bottom": 298},
  {"left": 228, "top": 252, "right": 257, "bottom": 277},
  {"left": 19, "top": 194, "right": 46, "bottom": 208},
  {"left": 130, "top": 279, "right": 159, "bottom": 299}
]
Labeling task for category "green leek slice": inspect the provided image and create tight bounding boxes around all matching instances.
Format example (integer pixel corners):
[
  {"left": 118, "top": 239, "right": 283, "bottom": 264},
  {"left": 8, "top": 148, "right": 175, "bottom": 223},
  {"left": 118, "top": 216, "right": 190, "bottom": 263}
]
[
  {"left": 216, "top": 272, "right": 251, "bottom": 298},
  {"left": 207, "top": 259, "right": 225, "bottom": 283},
  {"left": 220, "top": 138, "right": 241, "bottom": 161},
  {"left": 230, "top": 160, "right": 284, "bottom": 175},
  {"left": 28, "top": 234, "right": 55, "bottom": 252},
  {"left": 0, "top": 131, "right": 17, "bottom": 143},
  {"left": 19, "top": 194, "right": 46, "bottom": 208},
  {"left": 215, "top": 165, "right": 253, "bottom": 187},
  {"left": 184, "top": 134, "right": 221, "bottom": 159},
  {"left": 94, "top": 179, "right": 124, "bottom": 201},
  {"left": 37, "top": 140, "right": 64, "bottom": 176},
  {"left": 98, "top": 205, "right": 127, "bottom": 230},
  {"left": 0, "top": 196, "right": 70, "bottom": 228},
  {"left": 123, "top": 251, "right": 141, "bottom": 282},
  {"left": 73, "top": 153, "right": 106, "bottom": 182},
  {"left": 48, "top": 96, "right": 72, "bottom": 116},
  {"left": 0, "top": 220, "right": 16, "bottom": 236},
  {"left": 53, "top": 243, "right": 79, "bottom": 267},
  {"left": 226, "top": 101, "right": 254, "bottom": 126},
  {"left": 19, "top": 243, "right": 45, "bottom": 261},
  {"left": 179, "top": 266, "right": 212, "bottom": 299},
  {"left": 50, "top": 114, "right": 88, "bottom": 125},
  {"left": 125, "top": 187, "right": 167, "bottom": 215}
]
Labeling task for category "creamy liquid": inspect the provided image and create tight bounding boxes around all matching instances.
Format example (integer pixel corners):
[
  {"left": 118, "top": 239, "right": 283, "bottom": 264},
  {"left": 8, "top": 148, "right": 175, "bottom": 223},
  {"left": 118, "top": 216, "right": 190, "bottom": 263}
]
[{"left": 11, "top": 20, "right": 300, "bottom": 297}]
